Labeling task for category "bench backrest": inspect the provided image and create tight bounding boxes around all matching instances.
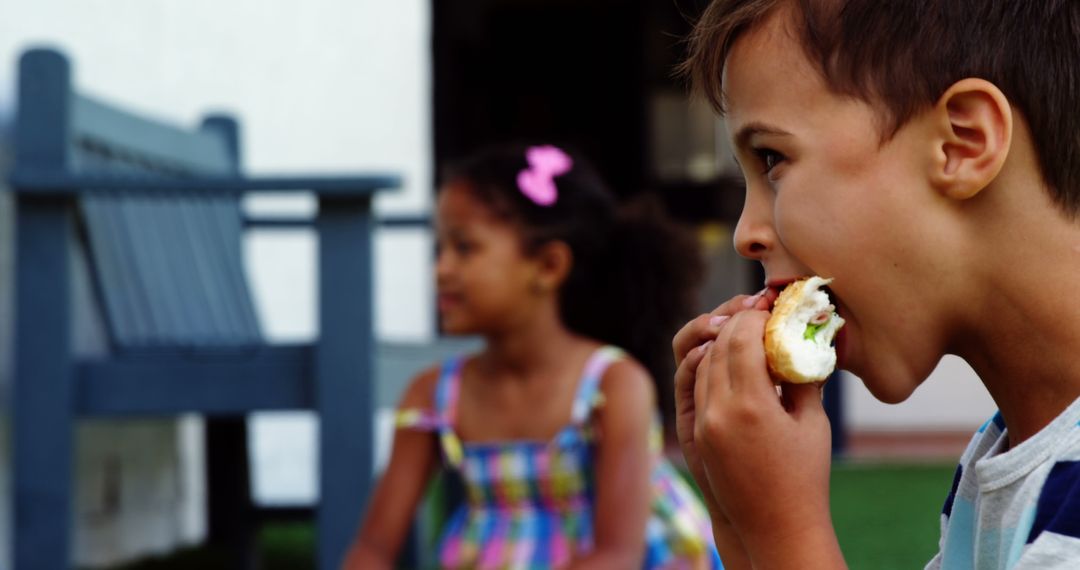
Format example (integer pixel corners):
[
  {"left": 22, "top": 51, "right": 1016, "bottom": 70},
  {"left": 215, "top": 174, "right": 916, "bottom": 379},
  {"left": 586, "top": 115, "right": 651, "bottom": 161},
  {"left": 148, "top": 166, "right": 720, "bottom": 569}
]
[{"left": 18, "top": 48, "right": 262, "bottom": 351}]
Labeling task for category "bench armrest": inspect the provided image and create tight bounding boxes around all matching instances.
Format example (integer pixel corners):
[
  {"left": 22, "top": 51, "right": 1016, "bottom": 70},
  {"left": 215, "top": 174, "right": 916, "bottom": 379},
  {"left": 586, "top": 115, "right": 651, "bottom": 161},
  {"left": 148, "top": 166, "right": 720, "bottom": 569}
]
[
  {"left": 7, "top": 170, "right": 401, "bottom": 197},
  {"left": 246, "top": 214, "right": 431, "bottom": 229}
]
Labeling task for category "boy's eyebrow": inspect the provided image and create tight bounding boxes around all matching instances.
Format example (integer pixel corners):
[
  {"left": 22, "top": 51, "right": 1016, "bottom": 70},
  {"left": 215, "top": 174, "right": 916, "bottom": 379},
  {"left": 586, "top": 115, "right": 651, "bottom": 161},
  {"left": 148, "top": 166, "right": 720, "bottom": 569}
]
[{"left": 734, "top": 121, "right": 793, "bottom": 149}]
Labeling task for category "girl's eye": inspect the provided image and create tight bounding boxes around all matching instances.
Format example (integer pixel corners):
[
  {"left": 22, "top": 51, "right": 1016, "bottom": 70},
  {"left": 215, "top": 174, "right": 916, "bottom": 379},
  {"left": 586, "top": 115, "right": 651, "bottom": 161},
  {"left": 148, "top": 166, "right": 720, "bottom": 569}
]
[
  {"left": 754, "top": 148, "right": 786, "bottom": 175},
  {"left": 454, "top": 241, "right": 476, "bottom": 256},
  {"left": 436, "top": 235, "right": 476, "bottom": 257}
]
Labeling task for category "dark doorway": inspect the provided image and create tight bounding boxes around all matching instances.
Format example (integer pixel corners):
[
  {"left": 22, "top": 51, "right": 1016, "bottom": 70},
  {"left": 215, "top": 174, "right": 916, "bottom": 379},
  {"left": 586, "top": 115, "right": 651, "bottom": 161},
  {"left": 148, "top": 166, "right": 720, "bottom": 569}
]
[
  {"left": 432, "top": 0, "right": 741, "bottom": 216},
  {"left": 433, "top": 0, "right": 647, "bottom": 197}
]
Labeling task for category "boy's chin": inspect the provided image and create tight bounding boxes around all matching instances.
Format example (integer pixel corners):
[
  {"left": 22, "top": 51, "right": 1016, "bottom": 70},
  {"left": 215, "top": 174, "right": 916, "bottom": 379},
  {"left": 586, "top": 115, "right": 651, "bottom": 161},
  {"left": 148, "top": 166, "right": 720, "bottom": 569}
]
[{"left": 855, "top": 371, "right": 922, "bottom": 405}]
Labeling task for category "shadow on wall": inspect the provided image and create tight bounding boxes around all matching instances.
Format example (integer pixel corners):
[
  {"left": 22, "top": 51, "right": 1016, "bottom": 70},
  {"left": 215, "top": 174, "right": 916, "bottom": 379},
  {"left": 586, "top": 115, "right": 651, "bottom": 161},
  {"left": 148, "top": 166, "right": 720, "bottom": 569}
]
[
  {"left": 1, "top": 90, "right": 18, "bottom": 570},
  {"left": 0, "top": 95, "right": 10, "bottom": 570},
  {"left": 1, "top": 95, "right": 11, "bottom": 409}
]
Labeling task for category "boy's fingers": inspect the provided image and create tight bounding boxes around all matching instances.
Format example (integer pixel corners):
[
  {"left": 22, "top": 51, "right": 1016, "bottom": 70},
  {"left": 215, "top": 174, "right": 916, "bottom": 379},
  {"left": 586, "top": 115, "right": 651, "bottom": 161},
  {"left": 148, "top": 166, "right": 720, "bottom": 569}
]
[
  {"left": 715, "top": 287, "right": 776, "bottom": 315},
  {"left": 674, "top": 289, "right": 770, "bottom": 364},
  {"left": 720, "top": 310, "right": 776, "bottom": 399},
  {"left": 673, "top": 313, "right": 729, "bottom": 365},
  {"left": 675, "top": 340, "right": 711, "bottom": 405},
  {"left": 708, "top": 289, "right": 767, "bottom": 317},
  {"left": 699, "top": 308, "right": 767, "bottom": 400},
  {"left": 702, "top": 313, "right": 745, "bottom": 398},
  {"left": 694, "top": 342, "right": 713, "bottom": 409}
]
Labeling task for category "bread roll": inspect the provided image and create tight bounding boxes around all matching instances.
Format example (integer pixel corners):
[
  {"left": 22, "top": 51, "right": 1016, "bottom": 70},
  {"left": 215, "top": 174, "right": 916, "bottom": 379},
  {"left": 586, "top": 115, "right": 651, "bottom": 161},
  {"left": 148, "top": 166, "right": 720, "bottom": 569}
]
[{"left": 764, "top": 276, "right": 845, "bottom": 384}]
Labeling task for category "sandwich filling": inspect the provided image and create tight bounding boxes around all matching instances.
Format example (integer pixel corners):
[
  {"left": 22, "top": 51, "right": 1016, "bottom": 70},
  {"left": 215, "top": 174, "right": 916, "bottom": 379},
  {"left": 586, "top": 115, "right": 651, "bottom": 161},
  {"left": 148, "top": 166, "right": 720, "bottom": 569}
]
[{"left": 766, "top": 276, "right": 845, "bottom": 383}]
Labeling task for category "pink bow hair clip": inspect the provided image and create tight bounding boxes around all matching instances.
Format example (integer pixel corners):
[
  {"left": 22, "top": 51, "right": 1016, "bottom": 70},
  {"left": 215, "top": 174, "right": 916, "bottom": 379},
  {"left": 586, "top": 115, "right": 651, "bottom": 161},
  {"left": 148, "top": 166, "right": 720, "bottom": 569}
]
[{"left": 517, "top": 145, "right": 573, "bottom": 207}]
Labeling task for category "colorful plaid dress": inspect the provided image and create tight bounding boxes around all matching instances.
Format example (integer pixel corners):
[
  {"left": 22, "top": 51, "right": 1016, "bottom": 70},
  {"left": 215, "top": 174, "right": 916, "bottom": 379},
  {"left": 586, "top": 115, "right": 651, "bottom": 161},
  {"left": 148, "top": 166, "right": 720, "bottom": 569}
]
[{"left": 396, "top": 346, "right": 723, "bottom": 569}]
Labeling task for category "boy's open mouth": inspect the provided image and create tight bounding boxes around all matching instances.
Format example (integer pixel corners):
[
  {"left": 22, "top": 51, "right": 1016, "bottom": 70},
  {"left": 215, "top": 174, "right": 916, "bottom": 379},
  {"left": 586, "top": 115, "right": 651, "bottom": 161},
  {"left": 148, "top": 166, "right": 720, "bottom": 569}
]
[
  {"left": 822, "top": 284, "right": 837, "bottom": 306},
  {"left": 821, "top": 285, "right": 848, "bottom": 369},
  {"left": 766, "top": 278, "right": 838, "bottom": 311}
]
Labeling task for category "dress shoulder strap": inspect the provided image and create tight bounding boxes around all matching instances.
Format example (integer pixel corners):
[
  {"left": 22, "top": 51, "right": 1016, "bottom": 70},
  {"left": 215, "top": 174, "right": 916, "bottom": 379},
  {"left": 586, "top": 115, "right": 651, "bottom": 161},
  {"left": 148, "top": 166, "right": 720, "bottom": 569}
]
[
  {"left": 569, "top": 345, "right": 626, "bottom": 425},
  {"left": 434, "top": 355, "right": 465, "bottom": 422},
  {"left": 433, "top": 355, "right": 466, "bottom": 467},
  {"left": 393, "top": 356, "right": 464, "bottom": 431}
]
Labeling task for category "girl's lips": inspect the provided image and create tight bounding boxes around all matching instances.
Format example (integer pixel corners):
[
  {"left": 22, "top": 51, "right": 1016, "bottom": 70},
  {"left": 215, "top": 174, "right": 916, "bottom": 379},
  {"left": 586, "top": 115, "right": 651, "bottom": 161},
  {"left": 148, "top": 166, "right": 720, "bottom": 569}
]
[{"left": 437, "top": 293, "right": 462, "bottom": 312}]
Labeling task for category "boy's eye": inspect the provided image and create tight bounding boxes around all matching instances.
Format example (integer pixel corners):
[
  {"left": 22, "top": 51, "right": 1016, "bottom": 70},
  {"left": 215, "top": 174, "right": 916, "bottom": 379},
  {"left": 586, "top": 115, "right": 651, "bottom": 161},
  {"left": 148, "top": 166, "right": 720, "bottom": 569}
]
[{"left": 754, "top": 148, "right": 786, "bottom": 175}]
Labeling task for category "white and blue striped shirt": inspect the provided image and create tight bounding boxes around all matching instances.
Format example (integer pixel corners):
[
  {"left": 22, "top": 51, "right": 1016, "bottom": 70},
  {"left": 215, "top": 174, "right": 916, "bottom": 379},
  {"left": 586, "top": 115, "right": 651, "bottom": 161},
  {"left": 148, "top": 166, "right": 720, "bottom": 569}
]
[{"left": 926, "top": 396, "right": 1080, "bottom": 569}]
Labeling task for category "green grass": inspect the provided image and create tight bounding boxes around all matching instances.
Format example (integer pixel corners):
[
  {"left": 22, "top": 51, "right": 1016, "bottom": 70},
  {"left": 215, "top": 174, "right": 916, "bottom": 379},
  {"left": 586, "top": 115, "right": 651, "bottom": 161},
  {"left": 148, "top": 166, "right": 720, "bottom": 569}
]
[
  {"left": 93, "top": 547, "right": 230, "bottom": 570},
  {"left": 831, "top": 462, "right": 954, "bottom": 570},
  {"left": 676, "top": 461, "right": 952, "bottom": 569},
  {"left": 98, "top": 462, "right": 955, "bottom": 569},
  {"left": 260, "top": 524, "right": 317, "bottom": 570},
  {"left": 90, "top": 524, "right": 316, "bottom": 570}
]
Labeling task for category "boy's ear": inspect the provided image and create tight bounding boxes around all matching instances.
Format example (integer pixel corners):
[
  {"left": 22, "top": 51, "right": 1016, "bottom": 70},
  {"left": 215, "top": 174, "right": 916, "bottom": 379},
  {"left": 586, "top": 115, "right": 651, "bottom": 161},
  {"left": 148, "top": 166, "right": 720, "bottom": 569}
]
[
  {"left": 928, "top": 78, "right": 1013, "bottom": 200},
  {"left": 533, "top": 240, "right": 573, "bottom": 293}
]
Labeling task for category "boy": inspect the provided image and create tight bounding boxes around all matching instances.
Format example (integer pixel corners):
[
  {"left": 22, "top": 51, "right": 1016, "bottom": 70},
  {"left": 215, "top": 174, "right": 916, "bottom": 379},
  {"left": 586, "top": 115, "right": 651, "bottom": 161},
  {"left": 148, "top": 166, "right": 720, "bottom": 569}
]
[{"left": 671, "top": 0, "right": 1080, "bottom": 568}]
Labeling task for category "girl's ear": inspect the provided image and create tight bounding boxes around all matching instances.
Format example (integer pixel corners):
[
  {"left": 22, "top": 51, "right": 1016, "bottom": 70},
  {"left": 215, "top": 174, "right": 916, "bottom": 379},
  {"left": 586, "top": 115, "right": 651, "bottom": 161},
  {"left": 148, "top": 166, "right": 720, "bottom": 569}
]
[
  {"left": 533, "top": 240, "right": 573, "bottom": 294},
  {"left": 928, "top": 78, "right": 1013, "bottom": 200}
]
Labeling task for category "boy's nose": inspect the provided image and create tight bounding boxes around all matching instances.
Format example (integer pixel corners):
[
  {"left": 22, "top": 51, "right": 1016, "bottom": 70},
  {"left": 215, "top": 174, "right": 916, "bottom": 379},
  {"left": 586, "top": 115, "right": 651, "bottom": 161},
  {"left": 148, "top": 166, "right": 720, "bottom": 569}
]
[
  {"left": 734, "top": 225, "right": 768, "bottom": 260},
  {"left": 733, "top": 192, "right": 774, "bottom": 262}
]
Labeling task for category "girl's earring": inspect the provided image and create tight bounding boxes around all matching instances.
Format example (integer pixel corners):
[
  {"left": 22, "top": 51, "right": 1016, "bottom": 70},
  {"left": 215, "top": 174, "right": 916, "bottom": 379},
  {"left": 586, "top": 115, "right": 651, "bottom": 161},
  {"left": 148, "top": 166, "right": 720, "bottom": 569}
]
[{"left": 530, "top": 280, "right": 548, "bottom": 296}]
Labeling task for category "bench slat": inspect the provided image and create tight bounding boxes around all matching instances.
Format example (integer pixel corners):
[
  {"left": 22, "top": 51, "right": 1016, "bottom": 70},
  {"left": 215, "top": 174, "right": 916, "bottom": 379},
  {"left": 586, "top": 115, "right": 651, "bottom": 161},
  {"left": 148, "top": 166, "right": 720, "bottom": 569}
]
[
  {"left": 76, "top": 346, "right": 313, "bottom": 415},
  {"left": 82, "top": 191, "right": 262, "bottom": 349},
  {"left": 181, "top": 197, "right": 234, "bottom": 339},
  {"left": 210, "top": 195, "right": 263, "bottom": 342},
  {"left": 81, "top": 195, "right": 150, "bottom": 345}
]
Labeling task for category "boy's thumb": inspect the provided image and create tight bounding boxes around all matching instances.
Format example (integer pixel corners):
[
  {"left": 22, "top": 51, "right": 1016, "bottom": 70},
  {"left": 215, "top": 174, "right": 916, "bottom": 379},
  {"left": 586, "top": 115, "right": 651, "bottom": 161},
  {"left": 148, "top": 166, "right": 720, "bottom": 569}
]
[{"left": 782, "top": 382, "right": 826, "bottom": 416}]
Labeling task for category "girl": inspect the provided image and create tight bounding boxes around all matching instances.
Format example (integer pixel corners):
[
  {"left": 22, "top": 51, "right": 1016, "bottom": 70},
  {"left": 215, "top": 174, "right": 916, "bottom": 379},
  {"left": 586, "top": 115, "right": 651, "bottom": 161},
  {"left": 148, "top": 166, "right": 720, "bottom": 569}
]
[{"left": 346, "top": 144, "right": 719, "bottom": 569}]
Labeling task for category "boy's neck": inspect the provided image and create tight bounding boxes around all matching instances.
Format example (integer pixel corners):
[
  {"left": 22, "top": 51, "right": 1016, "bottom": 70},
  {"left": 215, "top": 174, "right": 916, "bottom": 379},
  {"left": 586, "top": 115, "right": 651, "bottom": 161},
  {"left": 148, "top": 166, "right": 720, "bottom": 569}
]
[{"left": 948, "top": 167, "right": 1080, "bottom": 445}]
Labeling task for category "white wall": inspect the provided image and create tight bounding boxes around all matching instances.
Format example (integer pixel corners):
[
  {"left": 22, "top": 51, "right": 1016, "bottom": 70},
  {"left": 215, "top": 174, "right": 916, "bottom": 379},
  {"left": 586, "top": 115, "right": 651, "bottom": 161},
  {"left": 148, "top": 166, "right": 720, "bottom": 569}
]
[
  {"left": 844, "top": 355, "right": 997, "bottom": 432},
  {"left": 0, "top": 0, "right": 433, "bottom": 565}
]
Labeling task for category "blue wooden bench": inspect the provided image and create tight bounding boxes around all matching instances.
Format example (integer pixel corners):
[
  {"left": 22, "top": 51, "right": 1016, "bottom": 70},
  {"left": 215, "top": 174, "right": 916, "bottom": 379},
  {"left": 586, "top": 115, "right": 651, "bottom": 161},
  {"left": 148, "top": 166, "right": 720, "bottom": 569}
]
[{"left": 8, "top": 47, "right": 400, "bottom": 570}]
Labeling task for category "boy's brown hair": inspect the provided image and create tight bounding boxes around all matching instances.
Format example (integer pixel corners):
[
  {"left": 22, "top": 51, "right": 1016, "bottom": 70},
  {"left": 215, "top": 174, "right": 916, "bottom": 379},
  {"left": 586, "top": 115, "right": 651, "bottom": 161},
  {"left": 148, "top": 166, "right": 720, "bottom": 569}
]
[{"left": 682, "top": 0, "right": 1080, "bottom": 216}]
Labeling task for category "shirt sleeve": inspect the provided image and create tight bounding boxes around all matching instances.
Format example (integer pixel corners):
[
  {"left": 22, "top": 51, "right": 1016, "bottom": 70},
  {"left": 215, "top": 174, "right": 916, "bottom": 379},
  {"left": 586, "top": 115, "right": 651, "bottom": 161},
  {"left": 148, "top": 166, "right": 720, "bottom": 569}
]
[
  {"left": 1015, "top": 461, "right": 1080, "bottom": 568},
  {"left": 1014, "top": 533, "right": 1080, "bottom": 569}
]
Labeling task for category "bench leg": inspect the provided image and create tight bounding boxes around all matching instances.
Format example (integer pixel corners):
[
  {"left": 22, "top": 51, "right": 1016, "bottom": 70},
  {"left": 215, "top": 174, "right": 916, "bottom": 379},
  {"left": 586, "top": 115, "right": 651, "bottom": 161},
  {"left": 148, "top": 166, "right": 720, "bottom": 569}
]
[
  {"left": 13, "top": 197, "right": 74, "bottom": 570},
  {"left": 205, "top": 416, "right": 258, "bottom": 570},
  {"left": 317, "top": 198, "right": 374, "bottom": 570}
]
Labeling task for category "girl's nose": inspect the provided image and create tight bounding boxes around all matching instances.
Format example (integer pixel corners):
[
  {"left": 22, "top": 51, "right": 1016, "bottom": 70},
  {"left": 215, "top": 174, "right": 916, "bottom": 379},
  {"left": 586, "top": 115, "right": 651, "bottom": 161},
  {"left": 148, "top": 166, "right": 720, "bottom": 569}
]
[{"left": 434, "top": 248, "right": 451, "bottom": 278}]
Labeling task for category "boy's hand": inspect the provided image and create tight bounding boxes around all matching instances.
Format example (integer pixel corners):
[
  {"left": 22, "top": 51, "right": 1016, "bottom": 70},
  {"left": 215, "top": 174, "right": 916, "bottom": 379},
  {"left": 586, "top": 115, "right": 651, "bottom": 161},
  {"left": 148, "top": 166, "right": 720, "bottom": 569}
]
[
  {"left": 673, "top": 291, "right": 769, "bottom": 568},
  {"left": 673, "top": 292, "right": 766, "bottom": 511},
  {"left": 694, "top": 308, "right": 844, "bottom": 568}
]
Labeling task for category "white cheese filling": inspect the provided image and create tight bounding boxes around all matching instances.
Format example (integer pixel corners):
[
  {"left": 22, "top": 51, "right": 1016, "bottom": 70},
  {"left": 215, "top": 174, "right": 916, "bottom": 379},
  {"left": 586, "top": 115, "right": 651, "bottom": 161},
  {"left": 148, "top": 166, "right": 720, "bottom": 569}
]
[{"left": 777, "top": 278, "right": 845, "bottom": 379}]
